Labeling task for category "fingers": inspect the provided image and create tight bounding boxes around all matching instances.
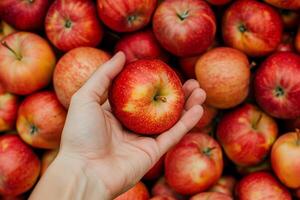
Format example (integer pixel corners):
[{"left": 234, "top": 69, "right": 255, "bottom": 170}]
[
  {"left": 182, "top": 79, "right": 200, "bottom": 101},
  {"left": 74, "top": 52, "right": 126, "bottom": 103},
  {"left": 156, "top": 105, "right": 203, "bottom": 154},
  {"left": 184, "top": 88, "right": 206, "bottom": 110}
]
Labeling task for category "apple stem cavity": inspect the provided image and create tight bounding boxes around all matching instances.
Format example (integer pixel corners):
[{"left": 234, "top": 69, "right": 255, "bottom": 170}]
[
  {"left": 127, "top": 15, "right": 137, "bottom": 23},
  {"left": 274, "top": 86, "right": 285, "bottom": 97},
  {"left": 177, "top": 10, "right": 189, "bottom": 21},
  {"left": 30, "top": 124, "right": 38, "bottom": 135},
  {"left": 154, "top": 95, "right": 167, "bottom": 103},
  {"left": 202, "top": 147, "right": 216, "bottom": 156},
  {"left": 65, "top": 19, "right": 72, "bottom": 28},
  {"left": 238, "top": 24, "right": 247, "bottom": 33},
  {"left": 253, "top": 113, "right": 263, "bottom": 130},
  {"left": 1, "top": 41, "right": 22, "bottom": 60}
]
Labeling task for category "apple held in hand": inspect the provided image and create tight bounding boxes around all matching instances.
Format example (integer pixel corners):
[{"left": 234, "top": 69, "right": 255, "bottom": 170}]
[
  {"left": 54, "top": 47, "right": 111, "bottom": 108},
  {"left": 46, "top": 0, "right": 103, "bottom": 52},
  {"left": 0, "top": 134, "right": 40, "bottom": 196},
  {"left": 0, "top": 32, "right": 56, "bottom": 95},
  {"left": 236, "top": 172, "right": 292, "bottom": 200},
  {"left": 264, "top": 0, "right": 300, "bottom": 10},
  {"left": 190, "top": 192, "right": 232, "bottom": 200},
  {"left": 254, "top": 52, "right": 300, "bottom": 119},
  {"left": 195, "top": 47, "right": 250, "bottom": 109},
  {"left": 153, "top": 0, "right": 216, "bottom": 57},
  {"left": 109, "top": 59, "right": 184, "bottom": 135},
  {"left": 97, "top": 0, "right": 157, "bottom": 32},
  {"left": 271, "top": 130, "right": 300, "bottom": 189},
  {"left": 217, "top": 104, "right": 278, "bottom": 166},
  {"left": 194, "top": 103, "right": 218, "bottom": 130},
  {"left": 41, "top": 149, "right": 59, "bottom": 175},
  {"left": 0, "top": 0, "right": 51, "bottom": 30},
  {"left": 115, "top": 182, "right": 149, "bottom": 200},
  {"left": 222, "top": 0, "right": 282, "bottom": 57},
  {"left": 0, "top": 21, "right": 15, "bottom": 41},
  {"left": 115, "top": 30, "right": 169, "bottom": 64},
  {"left": 165, "top": 133, "right": 223, "bottom": 195}
]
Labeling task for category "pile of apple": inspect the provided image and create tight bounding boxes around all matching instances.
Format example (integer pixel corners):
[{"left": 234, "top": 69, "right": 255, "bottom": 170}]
[{"left": 0, "top": 0, "right": 299, "bottom": 199}]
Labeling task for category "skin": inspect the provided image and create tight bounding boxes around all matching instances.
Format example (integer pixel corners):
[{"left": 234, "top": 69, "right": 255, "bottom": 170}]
[
  {"left": 195, "top": 47, "right": 250, "bottom": 109},
  {"left": 153, "top": 0, "right": 216, "bottom": 57},
  {"left": 179, "top": 55, "right": 200, "bottom": 79},
  {"left": 53, "top": 47, "right": 111, "bottom": 108},
  {"left": 0, "top": 20, "right": 16, "bottom": 41},
  {"left": 150, "top": 196, "right": 176, "bottom": 200},
  {"left": 217, "top": 104, "right": 278, "bottom": 166},
  {"left": 190, "top": 192, "right": 233, "bottom": 200},
  {"left": 30, "top": 52, "right": 205, "bottom": 200},
  {"left": 97, "top": 0, "right": 157, "bottom": 32},
  {"left": 41, "top": 149, "right": 59, "bottom": 175},
  {"left": 114, "top": 182, "right": 149, "bottom": 200},
  {"left": 264, "top": 0, "right": 300, "bottom": 10},
  {"left": 0, "top": 90, "right": 18, "bottom": 132},
  {"left": 143, "top": 155, "right": 164, "bottom": 180},
  {"left": 45, "top": 0, "right": 103, "bottom": 52}
]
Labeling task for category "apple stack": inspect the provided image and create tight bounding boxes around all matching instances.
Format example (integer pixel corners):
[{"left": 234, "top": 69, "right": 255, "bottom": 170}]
[{"left": 0, "top": 0, "right": 299, "bottom": 199}]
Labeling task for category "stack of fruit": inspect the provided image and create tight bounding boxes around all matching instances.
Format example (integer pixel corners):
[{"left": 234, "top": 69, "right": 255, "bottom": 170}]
[{"left": 0, "top": 0, "right": 299, "bottom": 199}]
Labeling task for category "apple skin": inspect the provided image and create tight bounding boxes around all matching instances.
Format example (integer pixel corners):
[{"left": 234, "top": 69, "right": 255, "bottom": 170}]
[
  {"left": 271, "top": 131, "right": 300, "bottom": 189},
  {"left": 279, "top": 9, "right": 300, "bottom": 29},
  {"left": 236, "top": 172, "right": 292, "bottom": 200},
  {"left": 284, "top": 117, "right": 300, "bottom": 131},
  {"left": 143, "top": 155, "right": 164, "bottom": 180},
  {"left": 179, "top": 55, "right": 199, "bottom": 79},
  {"left": 205, "top": 0, "right": 231, "bottom": 6},
  {"left": 53, "top": 47, "right": 111, "bottom": 108},
  {"left": 114, "top": 182, "right": 149, "bottom": 200},
  {"left": 109, "top": 59, "right": 184, "bottom": 135},
  {"left": 115, "top": 30, "right": 169, "bottom": 64},
  {"left": 208, "top": 176, "right": 236, "bottom": 197},
  {"left": 190, "top": 192, "right": 233, "bottom": 200},
  {"left": 254, "top": 52, "right": 300, "bottom": 119},
  {"left": 0, "top": 32, "right": 56, "bottom": 95},
  {"left": 294, "top": 189, "right": 300, "bottom": 199},
  {"left": 296, "top": 27, "right": 300, "bottom": 54},
  {"left": 45, "top": 0, "right": 103, "bottom": 52},
  {"left": 222, "top": 0, "right": 282, "bottom": 57},
  {"left": 41, "top": 149, "right": 59, "bottom": 175},
  {"left": 16, "top": 91, "right": 66, "bottom": 149},
  {"left": 150, "top": 196, "right": 176, "bottom": 200},
  {"left": 0, "top": 0, "right": 51, "bottom": 30},
  {"left": 236, "top": 160, "right": 271, "bottom": 175},
  {"left": 0, "top": 21, "right": 16, "bottom": 41},
  {"left": 165, "top": 133, "right": 223, "bottom": 195},
  {"left": 152, "top": 177, "right": 185, "bottom": 200},
  {"left": 217, "top": 104, "right": 278, "bottom": 166},
  {"left": 195, "top": 47, "right": 250, "bottom": 109},
  {"left": 153, "top": 0, "right": 216, "bottom": 57},
  {"left": 277, "top": 32, "right": 295, "bottom": 52},
  {"left": 0, "top": 134, "right": 40, "bottom": 196},
  {"left": 264, "top": 0, "right": 300, "bottom": 10},
  {"left": 194, "top": 103, "right": 217, "bottom": 130},
  {"left": 97, "top": 0, "right": 157, "bottom": 33},
  {"left": 0, "top": 196, "right": 25, "bottom": 200}
]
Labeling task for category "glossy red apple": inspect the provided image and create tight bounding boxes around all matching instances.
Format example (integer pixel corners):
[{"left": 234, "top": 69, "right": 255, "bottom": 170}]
[
  {"left": 150, "top": 196, "right": 176, "bottom": 200},
  {"left": 45, "top": 0, "right": 103, "bottom": 52},
  {"left": 53, "top": 47, "right": 111, "bottom": 108},
  {"left": 0, "top": 21, "right": 16, "bottom": 41},
  {"left": 115, "top": 30, "right": 169, "bottom": 64},
  {"left": 179, "top": 55, "right": 199, "bottom": 79},
  {"left": 264, "top": 0, "right": 300, "bottom": 10},
  {"left": 114, "top": 182, "right": 149, "bottom": 200},
  {"left": 254, "top": 52, "right": 300, "bottom": 119},
  {"left": 205, "top": 0, "right": 231, "bottom": 6},
  {"left": 279, "top": 9, "right": 300, "bottom": 29},
  {"left": 190, "top": 192, "right": 232, "bottom": 200},
  {"left": 217, "top": 104, "right": 278, "bottom": 166},
  {"left": 165, "top": 133, "right": 223, "bottom": 195},
  {"left": 195, "top": 47, "right": 250, "bottom": 109},
  {"left": 0, "top": 32, "right": 56, "bottom": 95},
  {"left": 143, "top": 155, "right": 164, "bottom": 180},
  {"left": 296, "top": 26, "right": 300, "bottom": 53},
  {"left": 41, "top": 149, "right": 59, "bottom": 175},
  {"left": 151, "top": 177, "right": 185, "bottom": 200},
  {"left": 0, "top": 0, "right": 51, "bottom": 30},
  {"left": 236, "top": 172, "right": 292, "bottom": 200},
  {"left": 109, "top": 59, "right": 184, "bottom": 135},
  {"left": 277, "top": 32, "right": 295, "bottom": 52},
  {"left": 97, "top": 0, "right": 157, "bottom": 32},
  {"left": 208, "top": 176, "right": 236, "bottom": 197},
  {"left": 153, "top": 0, "right": 216, "bottom": 57},
  {"left": 0, "top": 86, "right": 18, "bottom": 132},
  {"left": 194, "top": 103, "right": 217, "bottom": 130},
  {"left": 222, "top": 0, "right": 282, "bottom": 57},
  {"left": 271, "top": 130, "right": 300, "bottom": 189},
  {"left": 17, "top": 91, "right": 66, "bottom": 149},
  {"left": 0, "top": 134, "right": 40, "bottom": 196}
]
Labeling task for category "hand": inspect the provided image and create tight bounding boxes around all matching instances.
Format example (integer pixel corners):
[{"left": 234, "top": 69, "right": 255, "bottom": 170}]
[{"left": 31, "top": 52, "right": 206, "bottom": 200}]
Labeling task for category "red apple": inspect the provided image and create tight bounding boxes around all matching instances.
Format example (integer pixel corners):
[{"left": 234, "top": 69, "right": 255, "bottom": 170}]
[
  {"left": 115, "top": 30, "right": 169, "bottom": 64},
  {"left": 236, "top": 160, "right": 271, "bottom": 175},
  {"left": 277, "top": 32, "right": 295, "bottom": 52},
  {"left": 0, "top": 195, "right": 25, "bottom": 200},
  {"left": 205, "top": 0, "right": 231, "bottom": 6},
  {"left": 0, "top": 21, "right": 16, "bottom": 41},
  {"left": 45, "top": 0, "right": 103, "bottom": 52},
  {"left": 150, "top": 196, "right": 176, "bottom": 200},
  {"left": 97, "top": 0, "right": 157, "bottom": 32},
  {"left": 279, "top": 9, "right": 300, "bottom": 29},
  {"left": 109, "top": 59, "right": 184, "bottom": 135},
  {"left": 264, "top": 0, "right": 300, "bottom": 10},
  {"left": 115, "top": 182, "right": 149, "bottom": 200},
  {"left": 16, "top": 91, "right": 67, "bottom": 149},
  {"left": 195, "top": 47, "right": 250, "bottom": 109},
  {"left": 296, "top": 26, "right": 300, "bottom": 53},
  {"left": 236, "top": 172, "right": 292, "bottom": 200},
  {"left": 0, "top": 0, "right": 51, "bottom": 30},
  {"left": 165, "top": 133, "right": 223, "bottom": 195},
  {"left": 152, "top": 177, "right": 185, "bottom": 200},
  {"left": 0, "top": 32, "right": 56, "bottom": 95},
  {"left": 254, "top": 52, "right": 300, "bottom": 119},
  {"left": 0, "top": 86, "right": 18, "bottom": 132},
  {"left": 284, "top": 117, "right": 300, "bottom": 131},
  {"left": 271, "top": 130, "right": 300, "bottom": 189},
  {"left": 179, "top": 55, "right": 199, "bottom": 79},
  {"left": 41, "top": 149, "right": 59, "bottom": 175},
  {"left": 190, "top": 192, "right": 232, "bottom": 200},
  {"left": 217, "top": 104, "right": 278, "bottom": 166},
  {"left": 294, "top": 188, "right": 300, "bottom": 199},
  {"left": 153, "top": 0, "right": 216, "bottom": 57},
  {"left": 222, "top": 0, "right": 282, "bottom": 57},
  {"left": 143, "top": 155, "right": 164, "bottom": 180},
  {"left": 53, "top": 47, "right": 111, "bottom": 108},
  {"left": 208, "top": 176, "right": 236, "bottom": 197},
  {"left": 194, "top": 103, "right": 217, "bottom": 130},
  {"left": 0, "top": 134, "right": 40, "bottom": 196}
]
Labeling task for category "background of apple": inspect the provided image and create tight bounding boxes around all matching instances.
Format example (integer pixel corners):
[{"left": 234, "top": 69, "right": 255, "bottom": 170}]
[{"left": 0, "top": 0, "right": 299, "bottom": 199}]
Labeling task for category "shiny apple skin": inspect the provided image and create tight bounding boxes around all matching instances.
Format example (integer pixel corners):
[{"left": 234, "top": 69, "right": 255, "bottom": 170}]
[
  {"left": 190, "top": 192, "right": 233, "bottom": 200},
  {"left": 114, "top": 182, "right": 149, "bottom": 200},
  {"left": 265, "top": 0, "right": 300, "bottom": 10}
]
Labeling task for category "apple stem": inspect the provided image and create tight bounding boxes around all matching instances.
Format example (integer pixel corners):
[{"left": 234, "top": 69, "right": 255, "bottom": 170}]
[
  {"left": 203, "top": 147, "right": 216, "bottom": 156},
  {"left": 30, "top": 125, "right": 38, "bottom": 135},
  {"left": 154, "top": 96, "right": 167, "bottom": 103},
  {"left": 250, "top": 61, "right": 256, "bottom": 69},
  {"left": 238, "top": 24, "right": 247, "bottom": 33},
  {"left": 253, "top": 113, "right": 263, "bottom": 130},
  {"left": 1, "top": 41, "right": 22, "bottom": 60},
  {"left": 177, "top": 10, "right": 189, "bottom": 21},
  {"left": 296, "top": 129, "right": 300, "bottom": 146}
]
